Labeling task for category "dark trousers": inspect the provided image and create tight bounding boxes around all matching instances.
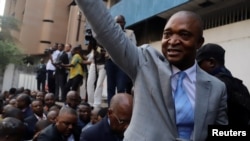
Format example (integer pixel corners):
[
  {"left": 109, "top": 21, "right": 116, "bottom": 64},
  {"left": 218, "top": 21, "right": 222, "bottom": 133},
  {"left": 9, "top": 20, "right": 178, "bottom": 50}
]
[
  {"left": 47, "top": 70, "right": 55, "bottom": 94},
  {"left": 62, "top": 74, "right": 83, "bottom": 101},
  {"left": 37, "top": 79, "right": 46, "bottom": 92},
  {"left": 55, "top": 72, "right": 67, "bottom": 100},
  {"left": 105, "top": 59, "right": 133, "bottom": 106}
]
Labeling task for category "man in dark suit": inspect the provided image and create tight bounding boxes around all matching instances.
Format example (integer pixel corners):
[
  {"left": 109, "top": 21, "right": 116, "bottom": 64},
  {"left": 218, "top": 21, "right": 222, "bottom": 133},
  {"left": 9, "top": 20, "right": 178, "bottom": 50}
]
[
  {"left": 25, "top": 99, "right": 46, "bottom": 140},
  {"left": 37, "top": 107, "right": 80, "bottom": 141},
  {"left": 36, "top": 58, "right": 47, "bottom": 92},
  {"left": 54, "top": 43, "right": 69, "bottom": 101},
  {"left": 75, "top": 1, "right": 228, "bottom": 141},
  {"left": 104, "top": 15, "right": 136, "bottom": 107},
  {"left": 80, "top": 93, "right": 133, "bottom": 141},
  {"left": 16, "top": 93, "right": 33, "bottom": 119}
]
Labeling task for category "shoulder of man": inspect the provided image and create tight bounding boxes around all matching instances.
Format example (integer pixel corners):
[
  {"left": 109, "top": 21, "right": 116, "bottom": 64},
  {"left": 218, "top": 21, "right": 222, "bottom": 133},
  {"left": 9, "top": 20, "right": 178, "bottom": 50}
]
[
  {"left": 216, "top": 73, "right": 248, "bottom": 93},
  {"left": 37, "top": 124, "right": 55, "bottom": 139},
  {"left": 80, "top": 122, "right": 102, "bottom": 140},
  {"left": 217, "top": 73, "right": 250, "bottom": 110}
]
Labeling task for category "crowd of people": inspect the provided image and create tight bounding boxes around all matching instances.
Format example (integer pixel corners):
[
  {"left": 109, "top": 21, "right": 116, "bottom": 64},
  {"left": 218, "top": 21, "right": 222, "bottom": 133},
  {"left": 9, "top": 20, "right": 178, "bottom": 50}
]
[
  {"left": 0, "top": 86, "right": 131, "bottom": 141},
  {"left": 0, "top": 0, "right": 250, "bottom": 140},
  {"left": 35, "top": 14, "right": 135, "bottom": 110},
  {"left": 0, "top": 9, "right": 137, "bottom": 141}
]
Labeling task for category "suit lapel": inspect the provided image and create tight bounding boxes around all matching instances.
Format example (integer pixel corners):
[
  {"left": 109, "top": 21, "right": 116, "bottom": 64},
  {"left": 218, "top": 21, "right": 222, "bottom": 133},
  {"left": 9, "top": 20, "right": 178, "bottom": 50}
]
[
  {"left": 194, "top": 67, "right": 211, "bottom": 140},
  {"left": 156, "top": 56, "right": 176, "bottom": 129}
]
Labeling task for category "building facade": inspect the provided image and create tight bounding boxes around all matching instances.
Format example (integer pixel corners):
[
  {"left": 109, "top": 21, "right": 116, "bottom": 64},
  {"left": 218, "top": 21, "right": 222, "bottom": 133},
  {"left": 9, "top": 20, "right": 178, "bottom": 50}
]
[
  {"left": 4, "top": 0, "right": 87, "bottom": 55},
  {"left": 2, "top": 0, "right": 250, "bottom": 91}
]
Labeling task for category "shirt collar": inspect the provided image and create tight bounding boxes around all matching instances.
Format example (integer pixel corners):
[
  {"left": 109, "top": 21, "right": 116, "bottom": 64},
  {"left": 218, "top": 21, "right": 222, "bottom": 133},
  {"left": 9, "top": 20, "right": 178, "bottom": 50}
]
[
  {"left": 34, "top": 113, "right": 47, "bottom": 120},
  {"left": 171, "top": 62, "right": 197, "bottom": 83}
]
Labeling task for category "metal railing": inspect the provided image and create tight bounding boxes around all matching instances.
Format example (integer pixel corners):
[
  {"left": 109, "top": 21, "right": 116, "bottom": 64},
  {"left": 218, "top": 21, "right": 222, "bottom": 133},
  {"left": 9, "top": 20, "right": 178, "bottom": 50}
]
[{"left": 203, "top": 1, "right": 250, "bottom": 29}]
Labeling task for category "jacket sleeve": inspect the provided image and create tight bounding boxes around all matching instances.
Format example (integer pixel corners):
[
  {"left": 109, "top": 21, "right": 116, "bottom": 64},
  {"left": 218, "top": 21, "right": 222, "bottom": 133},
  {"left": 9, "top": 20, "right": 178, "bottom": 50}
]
[
  {"left": 36, "top": 133, "right": 50, "bottom": 141},
  {"left": 79, "top": 129, "right": 95, "bottom": 141},
  {"left": 75, "top": 0, "right": 140, "bottom": 79}
]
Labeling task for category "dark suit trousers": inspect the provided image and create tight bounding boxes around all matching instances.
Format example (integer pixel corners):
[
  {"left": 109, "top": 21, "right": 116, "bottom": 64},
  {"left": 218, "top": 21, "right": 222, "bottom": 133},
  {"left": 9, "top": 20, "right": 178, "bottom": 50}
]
[
  {"left": 62, "top": 74, "right": 83, "bottom": 101},
  {"left": 105, "top": 59, "right": 133, "bottom": 106},
  {"left": 37, "top": 78, "right": 46, "bottom": 92},
  {"left": 55, "top": 72, "right": 67, "bottom": 100}
]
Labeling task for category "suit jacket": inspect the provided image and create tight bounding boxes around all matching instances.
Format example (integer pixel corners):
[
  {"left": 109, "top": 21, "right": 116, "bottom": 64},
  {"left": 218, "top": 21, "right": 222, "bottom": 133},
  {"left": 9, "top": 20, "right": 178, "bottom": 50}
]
[
  {"left": 22, "top": 106, "right": 33, "bottom": 119},
  {"left": 76, "top": 0, "right": 228, "bottom": 141},
  {"left": 37, "top": 124, "right": 80, "bottom": 141},
  {"left": 36, "top": 63, "right": 47, "bottom": 81},
  {"left": 80, "top": 116, "right": 121, "bottom": 141},
  {"left": 55, "top": 51, "right": 69, "bottom": 74},
  {"left": 24, "top": 114, "right": 39, "bottom": 139}
]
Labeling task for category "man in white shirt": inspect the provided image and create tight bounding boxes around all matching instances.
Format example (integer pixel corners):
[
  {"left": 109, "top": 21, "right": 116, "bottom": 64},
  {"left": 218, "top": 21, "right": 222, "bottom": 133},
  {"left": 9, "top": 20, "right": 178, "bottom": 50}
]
[{"left": 46, "top": 43, "right": 60, "bottom": 94}]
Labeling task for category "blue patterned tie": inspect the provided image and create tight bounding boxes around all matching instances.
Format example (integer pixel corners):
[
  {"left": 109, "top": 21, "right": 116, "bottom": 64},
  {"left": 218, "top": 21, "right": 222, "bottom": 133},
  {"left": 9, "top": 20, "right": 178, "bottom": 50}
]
[{"left": 174, "top": 71, "right": 194, "bottom": 139}]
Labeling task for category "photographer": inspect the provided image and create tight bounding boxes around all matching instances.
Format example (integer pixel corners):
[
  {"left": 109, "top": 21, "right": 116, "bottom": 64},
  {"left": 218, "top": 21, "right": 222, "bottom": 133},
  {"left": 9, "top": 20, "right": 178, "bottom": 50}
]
[
  {"left": 85, "top": 30, "right": 107, "bottom": 108},
  {"left": 45, "top": 43, "right": 60, "bottom": 94}
]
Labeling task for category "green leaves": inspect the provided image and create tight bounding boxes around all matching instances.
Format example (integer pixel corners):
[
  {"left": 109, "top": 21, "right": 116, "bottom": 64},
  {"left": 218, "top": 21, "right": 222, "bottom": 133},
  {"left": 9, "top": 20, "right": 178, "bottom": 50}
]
[
  {"left": 0, "top": 41, "right": 22, "bottom": 71},
  {"left": 0, "top": 15, "right": 20, "bottom": 42},
  {"left": 0, "top": 16, "right": 22, "bottom": 72}
]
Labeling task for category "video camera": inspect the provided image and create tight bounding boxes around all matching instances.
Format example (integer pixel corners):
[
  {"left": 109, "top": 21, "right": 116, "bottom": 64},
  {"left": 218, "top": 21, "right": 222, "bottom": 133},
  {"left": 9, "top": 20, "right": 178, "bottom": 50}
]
[
  {"left": 44, "top": 47, "right": 55, "bottom": 55},
  {"left": 85, "top": 29, "right": 93, "bottom": 42},
  {"left": 44, "top": 43, "right": 59, "bottom": 55}
]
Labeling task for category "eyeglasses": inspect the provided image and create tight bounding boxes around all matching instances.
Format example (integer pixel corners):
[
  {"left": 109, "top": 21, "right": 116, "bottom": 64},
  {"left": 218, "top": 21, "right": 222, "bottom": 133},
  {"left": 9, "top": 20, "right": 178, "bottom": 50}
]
[{"left": 112, "top": 113, "right": 130, "bottom": 125}]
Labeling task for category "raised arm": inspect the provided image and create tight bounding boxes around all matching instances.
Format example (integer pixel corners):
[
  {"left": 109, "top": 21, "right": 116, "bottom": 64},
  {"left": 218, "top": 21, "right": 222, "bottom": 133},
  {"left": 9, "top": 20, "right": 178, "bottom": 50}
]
[{"left": 75, "top": 0, "right": 139, "bottom": 79}]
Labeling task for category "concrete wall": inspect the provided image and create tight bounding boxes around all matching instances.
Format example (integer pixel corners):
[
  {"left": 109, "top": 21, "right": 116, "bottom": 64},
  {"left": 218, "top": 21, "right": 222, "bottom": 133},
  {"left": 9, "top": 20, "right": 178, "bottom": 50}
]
[
  {"left": 1, "top": 64, "right": 37, "bottom": 92},
  {"left": 204, "top": 19, "right": 250, "bottom": 88},
  {"left": 2, "top": 64, "right": 15, "bottom": 92}
]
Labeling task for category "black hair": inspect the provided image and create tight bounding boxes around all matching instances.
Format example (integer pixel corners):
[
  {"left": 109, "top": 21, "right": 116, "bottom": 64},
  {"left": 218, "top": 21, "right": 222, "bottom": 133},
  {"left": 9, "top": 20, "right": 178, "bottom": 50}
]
[{"left": 98, "top": 107, "right": 108, "bottom": 118}]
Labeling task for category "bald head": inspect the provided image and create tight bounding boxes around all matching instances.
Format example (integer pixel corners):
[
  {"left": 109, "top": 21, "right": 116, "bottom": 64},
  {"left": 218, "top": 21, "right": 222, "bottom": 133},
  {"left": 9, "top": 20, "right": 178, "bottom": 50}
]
[
  {"left": 2, "top": 104, "right": 23, "bottom": 121},
  {"left": 108, "top": 93, "right": 133, "bottom": 136},
  {"left": 66, "top": 90, "right": 77, "bottom": 98},
  {"left": 110, "top": 93, "right": 133, "bottom": 114},
  {"left": 55, "top": 107, "right": 78, "bottom": 137},
  {"left": 47, "top": 110, "right": 59, "bottom": 123},
  {"left": 59, "top": 107, "right": 77, "bottom": 117},
  {"left": 66, "top": 91, "right": 79, "bottom": 109},
  {"left": 45, "top": 93, "right": 55, "bottom": 99},
  {"left": 0, "top": 117, "right": 25, "bottom": 140},
  {"left": 167, "top": 10, "right": 203, "bottom": 37},
  {"left": 16, "top": 93, "right": 31, "bottom": 104}
]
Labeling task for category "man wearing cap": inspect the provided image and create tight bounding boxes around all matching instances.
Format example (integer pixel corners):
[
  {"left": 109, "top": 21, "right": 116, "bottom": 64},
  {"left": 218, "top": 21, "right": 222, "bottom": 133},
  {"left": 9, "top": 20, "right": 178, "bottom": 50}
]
[
  {"left": 196, "top": 43, "right": 250, "bottom": 125},
  {"left": 196, "top": 43, "right": 232, "bottom": 76}
]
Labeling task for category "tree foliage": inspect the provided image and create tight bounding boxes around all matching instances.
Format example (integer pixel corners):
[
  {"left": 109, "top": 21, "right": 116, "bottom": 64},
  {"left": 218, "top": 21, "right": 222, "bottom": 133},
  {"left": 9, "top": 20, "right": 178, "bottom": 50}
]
[
  {"left": 0, "top": 16, "right": 23, "bottom": 72},
  {"left": 0, "top": 16, "right": 20, "bottom": 41}
]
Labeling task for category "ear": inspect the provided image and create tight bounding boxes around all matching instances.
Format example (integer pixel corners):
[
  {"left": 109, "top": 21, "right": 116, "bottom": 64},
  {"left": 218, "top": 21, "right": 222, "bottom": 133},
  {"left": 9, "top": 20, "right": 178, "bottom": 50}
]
[
  {"left": 107, "top": 108, "right": 112, "bottom": 118},
  {"left": 197, "top": 37, "right": 205, "bottom": 49}
]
